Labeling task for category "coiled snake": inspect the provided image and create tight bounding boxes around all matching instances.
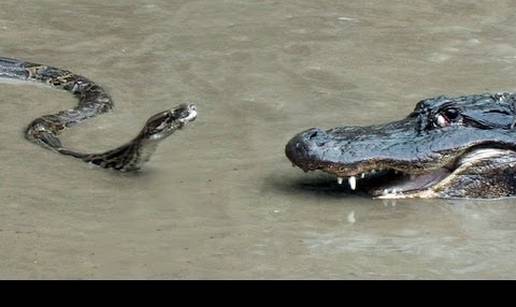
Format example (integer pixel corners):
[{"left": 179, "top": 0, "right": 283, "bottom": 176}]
[{"left": 0, "top": 57, "right": 197, "bottom": 172}]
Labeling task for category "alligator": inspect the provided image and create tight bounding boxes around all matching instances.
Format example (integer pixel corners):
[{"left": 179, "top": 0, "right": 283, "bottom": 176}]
[{"left": 285, "top": 93, "right": 516, "bottom": 199}]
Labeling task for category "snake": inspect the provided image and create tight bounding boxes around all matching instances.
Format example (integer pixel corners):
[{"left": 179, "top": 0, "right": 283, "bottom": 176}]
[{"left": 0, "top": 56, "right": 197, "bottom": 172}]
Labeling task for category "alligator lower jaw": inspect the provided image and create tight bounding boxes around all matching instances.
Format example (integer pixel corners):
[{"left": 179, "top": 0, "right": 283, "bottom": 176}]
[
  {"left": 369, "top": 169, "right": 451, "bottom": 199},
  {"left": 318, "top": 167, "right": 451, "bottom": 199}
]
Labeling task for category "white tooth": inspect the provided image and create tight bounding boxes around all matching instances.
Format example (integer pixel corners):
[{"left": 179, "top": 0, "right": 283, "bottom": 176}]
[
  {"left": 392, "top": 188, "right": 397, "bottom": 194},
  {"left": 361, "top": 173, "right": 365, "bottom": 179},
  {"left": 371, "top": 169, "right": 376, "bottom": 174},
  {"left": 383, "top": 189, "right": 389, "bottom": 195},
  {"left": 348, "top": 176, "right": 356, "bottom": 190},
  {"left": 337, "top": 177, "right": 344, "bottom": 184}
]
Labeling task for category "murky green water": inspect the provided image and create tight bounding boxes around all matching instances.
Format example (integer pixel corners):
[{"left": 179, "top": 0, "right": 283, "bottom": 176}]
[{"left": 2, "top": 0, "right": 516, "bottom": 279}]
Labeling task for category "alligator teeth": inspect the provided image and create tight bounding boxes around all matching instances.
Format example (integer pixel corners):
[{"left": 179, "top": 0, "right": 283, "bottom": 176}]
[
  {"left": 360, "top": 173, "right": 365, "bottom": 179},
  {"left": 337, "top": 177, "right": 344, "bottom": 184},
  {"left": 348, "top": 176, "right": 356, "bottom": 190}
]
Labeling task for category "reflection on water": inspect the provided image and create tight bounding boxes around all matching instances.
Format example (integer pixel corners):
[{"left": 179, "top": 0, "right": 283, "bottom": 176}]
[{"left": 1, "top": 0, "right": 516, "bottom": 279}]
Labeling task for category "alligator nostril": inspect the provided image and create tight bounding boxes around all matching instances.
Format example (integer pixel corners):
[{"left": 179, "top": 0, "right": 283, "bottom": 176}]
[
  {"left": 285, "top": 128, "right": 329, "bottom": 164},
  {"left": 304, "top": 128, "right": 328, "bottom": 145}
]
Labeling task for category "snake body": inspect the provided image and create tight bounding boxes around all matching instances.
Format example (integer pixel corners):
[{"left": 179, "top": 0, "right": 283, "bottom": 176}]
[{"left": 0, "top": 57, "right": 197, "bottom": 171}]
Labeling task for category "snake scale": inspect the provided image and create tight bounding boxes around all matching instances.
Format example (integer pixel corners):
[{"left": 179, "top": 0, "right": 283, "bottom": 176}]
[{"left": 0, "top": 57, "right": 197, "bottom": 172}]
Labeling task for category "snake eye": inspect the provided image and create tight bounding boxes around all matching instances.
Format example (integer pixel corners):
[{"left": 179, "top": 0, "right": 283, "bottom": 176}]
[{"left": 154, "top": 119, "right": 170, "bottom": 132}]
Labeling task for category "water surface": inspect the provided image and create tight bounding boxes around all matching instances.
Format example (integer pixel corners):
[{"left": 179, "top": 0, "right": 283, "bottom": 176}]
[{"left": 1, "top": 0, "right": 516, "bottom": 279}]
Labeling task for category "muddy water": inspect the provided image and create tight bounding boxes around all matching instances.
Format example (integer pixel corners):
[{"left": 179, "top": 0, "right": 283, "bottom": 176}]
[{"left": 2, "top": 0, "right": 516, "bottom": 279}]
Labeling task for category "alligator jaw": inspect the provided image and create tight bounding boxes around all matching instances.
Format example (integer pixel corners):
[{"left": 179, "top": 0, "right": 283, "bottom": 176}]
[{"left": 297, "top": 148, "right": 516, "bottom": 199}]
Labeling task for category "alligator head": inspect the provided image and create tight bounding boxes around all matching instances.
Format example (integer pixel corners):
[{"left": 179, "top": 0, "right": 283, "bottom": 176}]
[{"left": 286, "top": 93, "right": 516, "bottom": 199}]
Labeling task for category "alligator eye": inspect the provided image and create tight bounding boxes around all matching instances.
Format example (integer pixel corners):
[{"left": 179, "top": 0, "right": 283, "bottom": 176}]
[{"left": 444, "top": 108, "right": 459, "bottom": 120}]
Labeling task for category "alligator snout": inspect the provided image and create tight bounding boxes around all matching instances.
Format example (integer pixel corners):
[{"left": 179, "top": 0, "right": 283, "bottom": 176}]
[{"left": 285, "top": 128, "right": 330, "bottom": 170}]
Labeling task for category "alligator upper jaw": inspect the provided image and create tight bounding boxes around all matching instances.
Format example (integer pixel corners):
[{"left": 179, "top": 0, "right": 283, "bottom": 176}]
[{"left": 285, "top": 119, "right": 516, "bottom": 199}]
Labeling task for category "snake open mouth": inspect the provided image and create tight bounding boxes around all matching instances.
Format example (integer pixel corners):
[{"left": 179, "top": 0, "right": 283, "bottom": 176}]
[
  {"left": 285, "top": 93, "right": 516, "bottom": 199},
  {"left": 176, "top": 104, "right": 198, "bottom": 127}
]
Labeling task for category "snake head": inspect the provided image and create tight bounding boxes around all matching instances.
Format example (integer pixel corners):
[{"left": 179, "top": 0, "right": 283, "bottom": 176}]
[{"left": 141, "top": 103, "right": 197, "bottom": 141}]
